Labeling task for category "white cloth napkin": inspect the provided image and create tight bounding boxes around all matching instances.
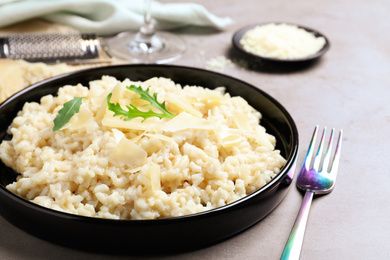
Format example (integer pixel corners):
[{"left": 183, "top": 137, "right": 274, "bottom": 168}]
[{"left": 0, "top": 0, "right": 233, "bottom": 35}]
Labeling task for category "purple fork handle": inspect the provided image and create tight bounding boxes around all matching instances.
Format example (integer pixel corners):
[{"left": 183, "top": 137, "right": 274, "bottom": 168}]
[{"left": 281, "top": 190, "right": 314, "bottom": 260}]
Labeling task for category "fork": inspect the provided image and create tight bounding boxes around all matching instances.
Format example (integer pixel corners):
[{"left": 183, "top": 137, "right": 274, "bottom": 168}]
[{"left": 281, "top": 126, "right": 343, "bottom": 260}]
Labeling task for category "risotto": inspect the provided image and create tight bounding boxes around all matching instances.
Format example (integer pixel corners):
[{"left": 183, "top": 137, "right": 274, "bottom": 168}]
[{"left": 0, "top": 76, "right": 286, "bottom": 220}]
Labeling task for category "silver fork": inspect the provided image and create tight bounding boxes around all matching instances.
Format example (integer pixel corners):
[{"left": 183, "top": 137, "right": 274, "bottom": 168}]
[{"left": 281, "top": 126, "right": 343, "bottom": 260}]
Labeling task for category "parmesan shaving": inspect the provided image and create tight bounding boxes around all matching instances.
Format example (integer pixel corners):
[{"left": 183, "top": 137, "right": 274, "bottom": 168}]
[
  {"left": 91, "top": 89, "right": 111, "bottom": 107},
  {"left": 214, "top": 125, "right": 243, "bottom": 147},
  {"left": 123, "top": 166, "right": 142, "bottom": 174},
  {"left": 102, "top": 113, "right": 161, "bottom": 131},
  {"left": 161, "top": 112, "right": 213, "bottom": 132},
  {"left": 95, "top": 96, "right": 108, "bottom": 120},
  {"left": 165, "top": 93, "right": 203, "bottom": 118},
  {"left": 109, "top": 83, "right": 124, "bottom": 103},
  {"left": 233, "top": 111, "right": 253, "bottom": 132},
  {"left": 252, "top": 128, "right": 274, "bottom": 150},
  {"left": 144, "top": 133, "right": 175, "bottom": 143},
  {"left": 108, "top": 135, "right": 147, "bottom": 167},
  {"left": 112, "top": 128, "right": 125, "bottom": 144},
  {"left": 147, "top": 162, "right": 161, "bottom": 192},
  {"left": 67, "top": 109, "right": 93, "bottom": 130},
  {"left": 201, "top": 92, "right": 225, "bottom": 106}
]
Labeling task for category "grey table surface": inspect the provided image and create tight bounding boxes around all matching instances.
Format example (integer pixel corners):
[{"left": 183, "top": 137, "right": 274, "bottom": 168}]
[{"left": 1, "top": 0, "right": 389, "bottom": 259}]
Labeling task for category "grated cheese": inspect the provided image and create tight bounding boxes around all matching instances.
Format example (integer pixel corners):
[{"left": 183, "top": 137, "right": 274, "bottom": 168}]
[
  {"left": 205, "top": 55, "right": 233, "bottom": 71},
  {"left": 239, "top": 23, "right": 326, "bottom": 59}
]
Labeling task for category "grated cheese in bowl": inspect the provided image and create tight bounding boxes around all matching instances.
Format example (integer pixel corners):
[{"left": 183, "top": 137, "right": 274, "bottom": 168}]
[{"left": 239, "top": 23, "right": 326, "bottom": 60}]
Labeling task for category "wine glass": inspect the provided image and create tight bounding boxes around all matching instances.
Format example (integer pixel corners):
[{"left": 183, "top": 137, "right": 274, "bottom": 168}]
[{"left": 103, "top": 0, "right": 186, "bottom": 64}]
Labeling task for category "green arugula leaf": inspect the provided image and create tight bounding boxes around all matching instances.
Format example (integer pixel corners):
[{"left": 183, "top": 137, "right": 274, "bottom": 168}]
[
  {"left": 53, "top": 97, "right": 85, "bottom": 131},
  {"left": 107, "top": 85, "right": 175, "bottom": 121},
  {"left": 127, "top": 85, "right": 175, "bottom": 118}
]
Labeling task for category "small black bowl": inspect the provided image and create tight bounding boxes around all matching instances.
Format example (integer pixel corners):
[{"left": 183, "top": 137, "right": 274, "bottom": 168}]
[
  {"left": 232, "top": 22, "right": 330, "bottom": 69},
  {"left": 0, "top": 65, "right": 298, "bottom": 253}
]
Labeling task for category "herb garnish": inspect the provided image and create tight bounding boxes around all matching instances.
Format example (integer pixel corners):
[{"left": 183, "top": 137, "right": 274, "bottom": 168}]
[
  {"left": 52, "top": 85, "right": 174, "bottom": 131},
  {"left": 53, "top": 97, "right": 85, "bottom": 131},
  {"left": 107, "top": 85, "right": 175, "bottom": 121}
]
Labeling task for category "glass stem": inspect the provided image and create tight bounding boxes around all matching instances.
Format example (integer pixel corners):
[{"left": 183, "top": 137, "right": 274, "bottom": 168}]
[
  {"left": 140, "top": 0, "right": 155, "bottom": 36},
  {"left": 130, "top": 0, "right": 163, "bottom": 55}
]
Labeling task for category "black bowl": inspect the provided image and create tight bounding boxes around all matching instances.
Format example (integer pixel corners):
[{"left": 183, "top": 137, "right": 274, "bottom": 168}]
[
  {"left": 0, "top": 65, "right": 298, "bottom": 253},
  {"left": 232, "top": 22, "right": 330, "bottom": 68}
]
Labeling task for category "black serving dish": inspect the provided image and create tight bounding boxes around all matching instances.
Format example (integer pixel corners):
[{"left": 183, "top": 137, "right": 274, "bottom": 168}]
[
  {"left": 232, "top": 22, "right": 330, "bottom": 68},
  {"left": 0, "top": 65, "right": 298, "bottom": 253}
]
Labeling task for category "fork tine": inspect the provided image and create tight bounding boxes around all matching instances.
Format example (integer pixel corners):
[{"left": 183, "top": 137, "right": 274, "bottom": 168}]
[
  {"left": 330, "top": 129, "right": 343, "bottom": 176},
  {"left": 312, "top": 127, "right": 326, "bottom": 171},
  {"left": 303, "top": 125, "right": 319, "bottom": 169},
  {"left": 321, "top": 128, "right": 335, "bottom": 172}
]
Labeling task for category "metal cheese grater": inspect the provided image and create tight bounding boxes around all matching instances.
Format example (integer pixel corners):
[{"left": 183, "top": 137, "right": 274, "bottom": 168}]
[{"left": 0, "top": 32, "right": 100, "bottom": 63}]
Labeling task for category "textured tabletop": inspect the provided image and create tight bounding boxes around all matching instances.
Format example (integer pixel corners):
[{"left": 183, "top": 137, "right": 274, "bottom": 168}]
[{"left": 0, "top": 0, "right": 389, "bottom": 259}]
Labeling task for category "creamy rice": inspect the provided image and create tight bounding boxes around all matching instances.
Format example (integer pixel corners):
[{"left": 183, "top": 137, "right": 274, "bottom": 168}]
[{"left": 0, "top": 76, "right": 286, "bottom": 220}]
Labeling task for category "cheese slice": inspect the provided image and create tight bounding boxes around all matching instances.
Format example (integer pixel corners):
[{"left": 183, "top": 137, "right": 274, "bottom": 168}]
[
  {"left": 148, "top": 162, "right": 161, "bottom": 192},
  {"left": 67, "top": 108, "right": 93, "bottom": 130},
  {"left": 165, "top": 93, "right": 203, "bottom": 118},
  {"left": 108, "top": 135, "right": 147, "bottom": 167},
  {"left": 102, "top": 113, "right": 161, "bottom": 131},
  {"left": 161, "top": 112, "right": 213, "bottom": 132},
  {"left": 214, "top": 125, "right": 243, "bottom": 147},
  {"left": 233, "top": 111, "right": 253, "bottom": 132}
]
